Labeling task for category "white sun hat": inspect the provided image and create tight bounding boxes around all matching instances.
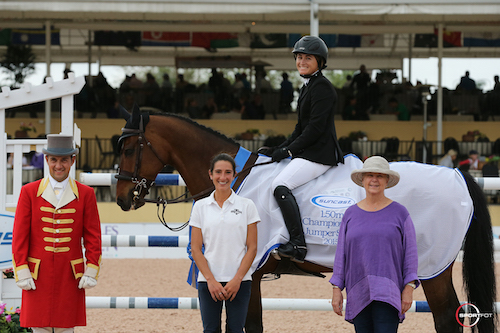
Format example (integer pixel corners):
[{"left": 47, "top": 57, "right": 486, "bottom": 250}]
[{"left": 350, "top": 156, "right": 400, "bottom": 188}]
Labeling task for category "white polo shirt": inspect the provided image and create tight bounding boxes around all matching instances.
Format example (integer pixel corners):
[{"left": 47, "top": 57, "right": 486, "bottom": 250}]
[{"left": 189, "top": 190, "right": 260, "bottom": 282}]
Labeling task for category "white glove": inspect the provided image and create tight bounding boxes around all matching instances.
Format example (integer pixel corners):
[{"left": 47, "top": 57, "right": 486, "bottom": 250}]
[
  {"left": 16, "top": 277, "right": 36, "bottom": 291},
  {"left": 78, "top": 275, "right": 97, "bottom": 289}
]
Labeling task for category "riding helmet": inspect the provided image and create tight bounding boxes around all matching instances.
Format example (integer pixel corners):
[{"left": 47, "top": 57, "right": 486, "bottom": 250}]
[{"left": 292, "top": 35, "right": 328, "bottom": 69}]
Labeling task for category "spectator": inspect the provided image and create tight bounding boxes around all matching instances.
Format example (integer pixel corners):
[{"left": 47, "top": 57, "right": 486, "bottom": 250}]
[
  {"left": 30, "top": 151, "right": 45, "bottom": 169},
  {"left": 143, "top": 73, "right": 162, "bottom": 109},
  {"left": 459, "top": 149, "right": 480, "bottom": 170},
  {"left": 494, "top": 75, "right": 500, "bottom": 92},
  {"left": 342, "top": 96, "right": 357, "bottom": 120},
  {"left": 161, "top": 73, "right": 174, "bottom": 112},
  {"left": 438, "top": 149, "right": 458, "bottom": 168},
  {"left": 350, "top": 65, "right": 371, "bottom": 119},
  {"left": 186, "top": 98, "right": 204, "bottom": 119},
  {"left": 175, "top": 74, "right": 188, "bottom": 113},
  {"left": 457, "top": 71, "right": 477, "bottom": 91},
  {"left": 93, "top": 72, "right": 116, "bottom": 117},
  {"left": 208, "top": 68, "right": 225, "bottom": 110},
  {"left": 387, "top": 97, "right": 410, "bottom": 121},
  {"left": 279, "top": 73, "right": 294, "bottom": 114},
  {"left": 247, "top": 94, "right": 266, "bottom": 120},
  {"left": 240, "top": 73, "right": 251, "bottom": 92},
  {"left": 201, "top": 96, "right": 218, "bottom": 119}
]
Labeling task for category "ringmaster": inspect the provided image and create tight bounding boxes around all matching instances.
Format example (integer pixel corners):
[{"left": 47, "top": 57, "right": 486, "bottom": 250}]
[{"left": 12, "top": 134, "right": 102, "bottom": 333}]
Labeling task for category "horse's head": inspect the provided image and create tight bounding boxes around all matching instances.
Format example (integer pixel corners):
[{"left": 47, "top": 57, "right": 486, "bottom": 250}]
[{"left": 115, "top": 104, "right": 167, "bottom": 211}]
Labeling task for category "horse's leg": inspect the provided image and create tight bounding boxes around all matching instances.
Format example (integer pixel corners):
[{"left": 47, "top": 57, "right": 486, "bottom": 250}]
[
  {"left": 245, "top": 257, "right": 279, "bottom": 333},
  {"left": 421, "top": 263, "right": 463, "bottom": 333}
]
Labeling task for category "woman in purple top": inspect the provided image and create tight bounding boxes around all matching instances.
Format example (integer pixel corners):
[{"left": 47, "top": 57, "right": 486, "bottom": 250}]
[{"left": 330, "top": 156, "right": 419, "bottom": 332}]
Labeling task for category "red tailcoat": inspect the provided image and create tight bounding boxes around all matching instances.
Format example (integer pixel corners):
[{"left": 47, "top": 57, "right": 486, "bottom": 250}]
[{"left": 12, "top": 177, "right": 102, "bottom": 328}]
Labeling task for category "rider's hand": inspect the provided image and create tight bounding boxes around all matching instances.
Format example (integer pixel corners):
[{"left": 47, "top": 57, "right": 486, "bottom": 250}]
[
  {"left": 258, "top": 146, "right": 276, "bottom": 157},
  {"left": 272, "top": 147, "right": 291, "bottom": 162}
]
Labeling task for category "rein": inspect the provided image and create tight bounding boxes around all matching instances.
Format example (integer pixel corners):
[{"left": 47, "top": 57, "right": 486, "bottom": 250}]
[
  {"left": 143, "top": 160, "right": 273, "bottom": 231},
  {"left": 116, "top": 123, "right": 273, "bottom": 232}
]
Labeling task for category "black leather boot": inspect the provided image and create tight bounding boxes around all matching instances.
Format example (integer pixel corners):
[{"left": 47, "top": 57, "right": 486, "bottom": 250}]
[{"left": 274, "top": 186, "right": 307, "bottom": 263}]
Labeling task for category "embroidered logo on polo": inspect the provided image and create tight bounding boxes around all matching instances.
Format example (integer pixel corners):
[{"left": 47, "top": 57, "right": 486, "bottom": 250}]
[{"left": 231, "top": 209, "right": 242, "bottom": 215}]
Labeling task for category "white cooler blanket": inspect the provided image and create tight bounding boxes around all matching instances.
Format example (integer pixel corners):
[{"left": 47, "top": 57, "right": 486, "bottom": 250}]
[{"left": 238, "top": 154, "right": 473, "bottom": 280}]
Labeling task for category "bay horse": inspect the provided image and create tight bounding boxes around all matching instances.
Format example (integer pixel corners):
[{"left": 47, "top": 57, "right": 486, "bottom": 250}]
[{"left": 115, "top": 107, "right": 495, "bottom": 333}]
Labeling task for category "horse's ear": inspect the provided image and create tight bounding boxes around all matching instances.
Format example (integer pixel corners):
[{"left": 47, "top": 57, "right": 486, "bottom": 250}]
[
  {"left": 131, "top": 103, "right": 141, "bottom": 124},
  {"left": 119, "top": 105, "right": 131, "bottom": 121}
]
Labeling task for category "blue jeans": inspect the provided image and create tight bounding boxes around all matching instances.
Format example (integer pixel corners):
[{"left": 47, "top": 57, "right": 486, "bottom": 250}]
[
  {"left": 353, "top": 301, "right": 400, "bottom": 333},
  {"left": 198, "top": 281, "right": 252, "bottom": 333}
]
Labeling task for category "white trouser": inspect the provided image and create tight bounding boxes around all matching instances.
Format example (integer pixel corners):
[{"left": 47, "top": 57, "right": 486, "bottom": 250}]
[
  {"left": 271, "top": 158, "right": 331, "bottom": 191},
  {"left": 32, "top": 328, "right": 74, "bottom": 333}
]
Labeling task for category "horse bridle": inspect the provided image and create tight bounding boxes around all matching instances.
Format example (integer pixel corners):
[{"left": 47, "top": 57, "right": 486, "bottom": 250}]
[
  {"left": 115, "top": 122, "right": 273, "bottom": 231},
  {"left": 115, "top": 126, "right": 214, "bottom": 232},
  {"left": 115, "top": 127, "right": 168, "bottom": 203}
]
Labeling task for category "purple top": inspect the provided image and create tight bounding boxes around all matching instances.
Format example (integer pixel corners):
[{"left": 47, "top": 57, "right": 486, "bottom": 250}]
[{"left": 329, "top": 201, "right": 419, "bottom": 323}]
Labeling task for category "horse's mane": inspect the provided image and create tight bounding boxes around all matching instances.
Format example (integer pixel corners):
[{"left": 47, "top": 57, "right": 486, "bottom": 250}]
[{"left": 150, "top": 112, "right": 239, "bottom": 146}]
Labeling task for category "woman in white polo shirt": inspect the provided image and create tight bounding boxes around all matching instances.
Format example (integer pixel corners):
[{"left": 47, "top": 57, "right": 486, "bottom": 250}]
[{"left": 190, "top": 153, "right": 260, "bottom": 333}]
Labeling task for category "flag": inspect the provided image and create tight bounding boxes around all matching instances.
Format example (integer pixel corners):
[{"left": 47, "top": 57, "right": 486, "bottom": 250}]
[
  {"left": 94, "top": 31, "right": 141, "bottom": 50},
  {"left": 361, "top": 34, "right": 384, "bottom": 47},
  {"left": 250, "top": 34, "right": 287, "bottom": 48},
  {"left": 414, "top": 29, "right": 461, "bottom": 47},
  {"left": 414, "top": 34, "right": 437, "bottom": 47},
  {"left": 442, "top": 29, "right": 462, "bottom": 47},
  {"left": 141, "top": 32, "right": 191, "bottom": 47},
  {"left": 192, "top": 32, "right": 239, "bottom": 50},
  {"left": 337, "top": 34, "right": 361, "bottom": 47},
  {"left": 0, "top": 29, "right": 11, "bottom": 45},
  {"left": 11, "top": 28, "right": 60, "bottom": 45},
  {"left": 319, "top": 34, "right": 337, "bottom": 48},
  {"left": 287, "top": 34, "right": 337, "bottom": 48},
  {"left": 464, "top": 33, "right": 500, "bottom": 47}
]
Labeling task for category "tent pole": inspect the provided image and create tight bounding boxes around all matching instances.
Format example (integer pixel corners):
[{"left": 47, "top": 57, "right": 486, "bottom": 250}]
[
  {"left": 310, "top": 1, "right": 319, "bottom": 37},
  {"left": 88, "top": 30, "right": 93, "bottom": 87},
  {"left": 408, "top": 34, "right": 412, "bottom": 84},
  {"left": 45, "top": 20, "right": 52, "bottom": 134},
  {"left": 437, "top": 23, "right": 443, "bottom": 157}
]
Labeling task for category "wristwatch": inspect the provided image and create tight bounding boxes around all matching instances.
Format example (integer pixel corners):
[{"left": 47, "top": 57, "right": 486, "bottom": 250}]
[{"left": 406, "top": 282, "right": 417, "bottom": 289}]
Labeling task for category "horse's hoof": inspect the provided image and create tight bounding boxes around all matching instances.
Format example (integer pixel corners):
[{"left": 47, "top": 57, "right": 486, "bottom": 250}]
[{"left": 271, "top": 249, "right": 281, "bottom": 261}]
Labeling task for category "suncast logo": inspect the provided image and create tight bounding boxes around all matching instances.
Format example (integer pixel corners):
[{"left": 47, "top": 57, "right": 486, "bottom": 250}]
[{"left": 310, "top": 196, "right": 356, "bottom": 209}]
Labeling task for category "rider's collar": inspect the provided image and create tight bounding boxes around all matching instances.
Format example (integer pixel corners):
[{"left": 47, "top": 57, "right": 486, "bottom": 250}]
[{"left": 301, "top": 70, "right": 320, "bottom": 84}]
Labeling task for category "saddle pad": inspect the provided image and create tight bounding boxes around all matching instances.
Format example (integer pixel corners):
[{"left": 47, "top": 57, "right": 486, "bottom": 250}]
[{"left": 238, "top": 155, "right": 473, "bottom": 280}]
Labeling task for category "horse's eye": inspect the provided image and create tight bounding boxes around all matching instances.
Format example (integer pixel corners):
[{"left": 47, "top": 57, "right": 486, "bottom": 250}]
[{"left": 124, "top": 148, "right": 135, "bottom": 157}]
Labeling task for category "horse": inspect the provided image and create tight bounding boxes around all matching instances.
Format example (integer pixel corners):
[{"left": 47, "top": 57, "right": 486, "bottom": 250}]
[{"left": 115, "top": 107, "right": 495, "bottom": 333}]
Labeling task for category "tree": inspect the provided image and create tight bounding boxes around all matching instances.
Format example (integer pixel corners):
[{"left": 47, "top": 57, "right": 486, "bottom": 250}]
[{"left": 0, "top": 44, "right": 36, "bottom": 88}]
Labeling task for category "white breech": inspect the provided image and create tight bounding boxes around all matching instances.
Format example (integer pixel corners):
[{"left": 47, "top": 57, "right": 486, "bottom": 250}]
[{"left": 271, "top": 158, "right": 331, "bottom": 191}]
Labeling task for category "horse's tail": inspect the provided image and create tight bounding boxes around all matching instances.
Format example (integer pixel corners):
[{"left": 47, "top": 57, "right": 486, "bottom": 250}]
[{"left": 462, "top": 171, "right": 496, "bottom": 332}]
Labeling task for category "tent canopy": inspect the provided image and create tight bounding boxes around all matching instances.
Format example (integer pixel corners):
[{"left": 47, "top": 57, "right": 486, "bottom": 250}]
[{"left": 0, "top": 0, "right": 499, "bottom": 70}]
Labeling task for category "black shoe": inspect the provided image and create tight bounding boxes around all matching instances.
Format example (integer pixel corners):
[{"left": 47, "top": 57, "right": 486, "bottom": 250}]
[{"left": 277, "top": 242, "right": 307, "bottom": 263}]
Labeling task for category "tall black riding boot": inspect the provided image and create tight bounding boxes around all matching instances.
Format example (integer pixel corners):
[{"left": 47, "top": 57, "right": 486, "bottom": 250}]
[{"left": 274, "top": 186, "right": 307, "bottom": 263}]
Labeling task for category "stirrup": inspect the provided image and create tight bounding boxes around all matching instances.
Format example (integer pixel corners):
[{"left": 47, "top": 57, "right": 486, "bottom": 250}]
[{"left": 271, "top": 248, "right": 282, "bottom": 261}]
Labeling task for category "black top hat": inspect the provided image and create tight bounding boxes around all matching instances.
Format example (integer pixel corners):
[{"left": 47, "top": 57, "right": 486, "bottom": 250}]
[{"left": 42, "top": 134, "right": 79, "bottom": 156}]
